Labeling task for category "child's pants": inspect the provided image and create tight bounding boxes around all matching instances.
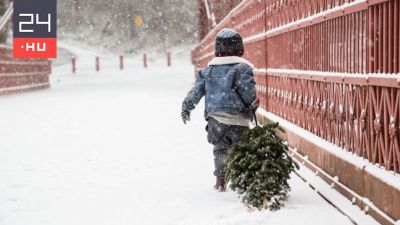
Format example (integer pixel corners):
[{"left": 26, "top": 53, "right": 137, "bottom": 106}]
[{"left": 206, "top": 117, "right": 248, "bottom": 177}]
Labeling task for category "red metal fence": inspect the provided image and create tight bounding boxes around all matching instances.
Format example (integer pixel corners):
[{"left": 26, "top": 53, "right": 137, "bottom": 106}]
[
  {"left": 192, "top": 0, "right": 400, "bottom": 174},
  {"left": 0, "top": 46, "right": 51, "bottom": 94}
]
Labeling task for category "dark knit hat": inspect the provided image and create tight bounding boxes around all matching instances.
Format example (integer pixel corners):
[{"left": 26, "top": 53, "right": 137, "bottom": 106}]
[{"left": 215, "top": 28, "right": 244, "bottom": 57}]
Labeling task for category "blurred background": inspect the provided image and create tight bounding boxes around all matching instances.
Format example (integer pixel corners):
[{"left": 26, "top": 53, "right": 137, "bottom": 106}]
[{"left": 0, "top": 0, "right": 198, "bottom": 53}]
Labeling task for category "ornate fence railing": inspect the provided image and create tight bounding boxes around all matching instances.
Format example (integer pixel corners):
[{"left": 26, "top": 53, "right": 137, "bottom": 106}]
[
  {"left": 192, "top": 0, "right": 400, "bottom": 173},
  {"left": 0, "top": 2, "right": 51, "bottom": 94},
  {"left": 192, "top": 1, "right": 400, "bottom": 223}
]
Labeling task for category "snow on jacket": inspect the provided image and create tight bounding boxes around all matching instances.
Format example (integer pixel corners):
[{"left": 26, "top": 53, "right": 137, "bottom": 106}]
[{"left": 182, "top": 56, "right": 257, "bottom": 120}]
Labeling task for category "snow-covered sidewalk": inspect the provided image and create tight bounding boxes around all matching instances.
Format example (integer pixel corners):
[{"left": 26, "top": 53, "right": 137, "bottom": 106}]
[{"left": 0, "top": 45, "right": 354, "bottom": 225}]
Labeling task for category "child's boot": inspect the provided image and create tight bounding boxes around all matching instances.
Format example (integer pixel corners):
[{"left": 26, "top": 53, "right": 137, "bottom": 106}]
[{"left": 214, "top": 176, "right": 226, "bottom": 192}]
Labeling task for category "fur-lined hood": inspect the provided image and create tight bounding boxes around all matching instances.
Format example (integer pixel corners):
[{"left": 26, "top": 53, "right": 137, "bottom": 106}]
[{"left": 208, "top": 56, "right": 254, "bottom": 69}]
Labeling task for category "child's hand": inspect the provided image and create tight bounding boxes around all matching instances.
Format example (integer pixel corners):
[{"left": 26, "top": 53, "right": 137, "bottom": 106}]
[
  {"left": 181, "top": 110, "right": 191, "bottom": 124},
  {"left": 251, "top": 97, "right": 260, "bottom": 109}
]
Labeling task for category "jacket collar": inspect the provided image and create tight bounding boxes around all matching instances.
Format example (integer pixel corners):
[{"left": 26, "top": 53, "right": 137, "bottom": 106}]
[{"left": 208, "top": 56, "right": 254, "bottom": 69}]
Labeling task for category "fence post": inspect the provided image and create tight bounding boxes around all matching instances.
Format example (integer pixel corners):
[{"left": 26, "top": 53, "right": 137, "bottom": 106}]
[
  {"left": 167, "top": 51, "right": 171, "bottom": 67},
  {"left": 96, "top": 56, "right": 100, "bottom": 72},
  {"left": 48, "top": 60, "right": 52, "bottom": 74},
  {"left": 72, "top": 57, "right": 76, "bottom": 74},
  {"left": 143, "top": 53, "right": 147, "bottom": 68},
  {"left": 120, "top": 55, "right": 124, "bottom": 71}
]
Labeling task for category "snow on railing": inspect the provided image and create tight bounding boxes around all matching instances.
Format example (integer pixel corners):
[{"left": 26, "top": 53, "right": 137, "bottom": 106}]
[
  {"left": 0, "top": 45, "right": 51, "bottom": 94},
  {"left": 0, "top": 62, "right": 51, "bottom": 94}
]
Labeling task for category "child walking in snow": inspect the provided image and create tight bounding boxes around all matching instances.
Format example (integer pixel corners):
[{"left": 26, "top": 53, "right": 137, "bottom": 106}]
[{"left": 181, "top": 28, "right": 259, "bottom": 191}]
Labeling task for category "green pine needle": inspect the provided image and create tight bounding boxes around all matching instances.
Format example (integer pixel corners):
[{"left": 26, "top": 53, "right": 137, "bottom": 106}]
[{"left": 225, "top": 123, "right": 299, "bottom": 211}]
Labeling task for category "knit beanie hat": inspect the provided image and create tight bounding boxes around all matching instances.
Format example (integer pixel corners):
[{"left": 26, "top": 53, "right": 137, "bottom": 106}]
[{"left": 215, "top": 28, "right": 244, "bottom": 57}]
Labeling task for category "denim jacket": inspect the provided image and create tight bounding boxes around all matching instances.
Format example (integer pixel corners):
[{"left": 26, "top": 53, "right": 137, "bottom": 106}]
[{"left": 182, "top": 56, "right": 257, "bottom": 120}]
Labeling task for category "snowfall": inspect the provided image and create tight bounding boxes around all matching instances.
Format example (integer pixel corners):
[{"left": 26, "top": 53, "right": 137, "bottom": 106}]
[{"left": 0, "top": 43, "right": 379, "bottom": 225}]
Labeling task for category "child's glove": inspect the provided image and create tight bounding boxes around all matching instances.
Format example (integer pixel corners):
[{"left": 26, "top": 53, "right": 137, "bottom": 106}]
[{"left": 181, "top": 109, "right": 191, "bottom": 124}]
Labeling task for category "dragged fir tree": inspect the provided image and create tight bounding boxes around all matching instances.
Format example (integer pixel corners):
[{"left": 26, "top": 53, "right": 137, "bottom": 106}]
[{"left": 225, "top": 123, "right": 299, "bottom": 211}]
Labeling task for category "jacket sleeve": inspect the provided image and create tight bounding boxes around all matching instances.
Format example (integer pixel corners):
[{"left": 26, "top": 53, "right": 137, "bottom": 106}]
[
  {"left": 182, "top": 70, "right": 205, "bottom": 111},
  {"left": 234, "top": 65, "right": 257, "bottom": 106}
]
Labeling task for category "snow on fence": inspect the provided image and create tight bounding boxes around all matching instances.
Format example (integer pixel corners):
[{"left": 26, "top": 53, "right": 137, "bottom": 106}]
[
  {"left": 0, "top": 46, "right": 51, "bottom": 94},
  {"left": 0, "top": 2, "right": 51, "bottom": 94},
  {"left": 192, "top": 0, "right": 400, "bottom": 224}
]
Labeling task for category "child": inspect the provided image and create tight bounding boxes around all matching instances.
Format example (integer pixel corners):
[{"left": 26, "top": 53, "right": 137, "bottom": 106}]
[{"left": 181, "top": 28, "right": 258, "bottom": 191}]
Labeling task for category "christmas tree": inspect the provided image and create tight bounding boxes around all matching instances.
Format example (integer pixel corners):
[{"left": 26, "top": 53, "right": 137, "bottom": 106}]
[{"left": 225, "top": 123, "right": 299, "bottom": 211}]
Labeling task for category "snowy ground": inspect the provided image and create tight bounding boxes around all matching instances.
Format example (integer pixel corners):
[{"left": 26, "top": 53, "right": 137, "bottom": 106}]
[{"left": 0, "top": 44, "right": 355, "bottom": 225}]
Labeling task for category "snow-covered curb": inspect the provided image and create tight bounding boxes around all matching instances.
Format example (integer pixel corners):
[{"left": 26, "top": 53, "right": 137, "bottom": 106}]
[
  {"left": 293, "top": 157, "right": 381, "bottom": 225},
  {"left": 0, "top": 82, "right": 49, "bottom": 93},
  {"left": 257, "top": 108, "right": 400, "bottom": 190}
]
